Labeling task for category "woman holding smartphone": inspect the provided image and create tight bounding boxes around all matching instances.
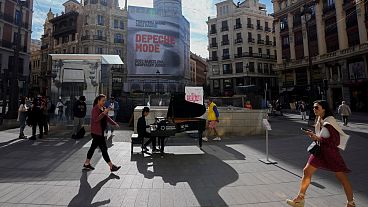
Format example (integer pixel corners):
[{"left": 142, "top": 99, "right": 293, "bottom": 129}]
[
  {"left": 83, "top": 94, "right": 120, "bottom": 172},
  {"left": 286, "top": 100, "right": 355, "bottom": 207}
]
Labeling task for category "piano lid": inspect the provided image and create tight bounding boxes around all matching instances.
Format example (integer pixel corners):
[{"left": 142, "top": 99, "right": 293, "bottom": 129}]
[{"left": 167, "top": 93, "right": 206, "bottom": 118}]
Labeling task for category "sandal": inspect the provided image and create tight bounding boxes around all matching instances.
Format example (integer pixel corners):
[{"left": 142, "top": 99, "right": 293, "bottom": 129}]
[
  {"left": 286, "top": 193, "right": 305, "bottom": 207},
  {"left": 347, "top": 200, "right": 356, "bottom": 207}
]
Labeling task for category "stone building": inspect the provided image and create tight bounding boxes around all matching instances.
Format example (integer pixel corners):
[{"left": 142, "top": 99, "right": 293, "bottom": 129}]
[
  {"left": 274, "top": 0, "right": 368, "bottom": 111},
  {"left": 190, "top": 52, "right": 208, "bottom": 87},
  {"left": 207, "top": 0, "right": 277, "bottom": 99}
]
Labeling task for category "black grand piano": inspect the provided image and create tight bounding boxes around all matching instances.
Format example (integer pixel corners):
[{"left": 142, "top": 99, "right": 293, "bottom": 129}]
[{"left": 149, "top": 93, "right": 207, "bottom": 156}]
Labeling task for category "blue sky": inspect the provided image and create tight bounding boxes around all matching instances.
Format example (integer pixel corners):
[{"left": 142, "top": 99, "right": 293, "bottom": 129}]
[{"left": 32, "top": 0, "right": 274, "bottom": 58}]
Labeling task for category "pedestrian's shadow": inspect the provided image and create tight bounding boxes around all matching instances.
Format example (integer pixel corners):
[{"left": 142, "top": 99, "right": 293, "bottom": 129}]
[{"left": 67, "top": 171, "right": 120, "bottom": 207}]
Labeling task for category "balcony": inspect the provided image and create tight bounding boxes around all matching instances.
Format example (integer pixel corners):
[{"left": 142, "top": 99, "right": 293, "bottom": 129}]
[
  {"left": 210, "top": 29, "right": 217, "bottom": 34},
  {"left": 221, "top": 40, "right": 229, "bottom": 46},
  {"left": 235, "top": 38, "right": 243, "bottom": 44},
  {"left": 0, "top": 12, "right": 30, "bottom": 29},
  {"left": 265, "top": 27, "right": 272, "bottom": 32},
  {"left": 247, "top": 24, "right": 254, "bottom": 29},
  {"left": 93, "top": 35, "right": 107, "bottom": 41},
  {"left": 114, "top": 39, "right": 123, "bottom": 43},
  {"left": 210, "top": 56, "right": 218, "bottom": 61},
  {"left": 221, "top": 26, "right": 229, "bottom": 32},
  {"left": 222, "top": 55, "right": 230, "bottom": 60},
  {"left": 81, "top": 35, "right": 90, "bottom": 41},
  {"left": 235, "top": 53, "right": 242, "bottom": 58},
  {"left": 248, "top": 38, "right": 255, "bottom": 43},
  {"left": 234, "top": 24, "right": 242, "bottom": 29},
  {"left": 257, "top": 39, "right": 265, "bottom": 44},
  {"left": 257, "top": 25, "right": 263, "bottom": 30},
  {"left": 0, "top": 40, "right": 13, "bottom": 49},
  {"left": 41, "top": 44, "right": 49, "bottom": 50},
  {"left": 210, "top": 42, "right": 218, "bottom": 48}
]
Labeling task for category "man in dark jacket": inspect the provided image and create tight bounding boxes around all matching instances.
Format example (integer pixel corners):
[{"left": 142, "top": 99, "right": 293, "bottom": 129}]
[
  {"left": 29, "top": 95, "right": 44, "bottom": 140},
  {"left": 72, "top": 96, "right": 87, "bottom": 139},
  {"left": 137, "top": 107, "right": 158, "bottom": 152}
]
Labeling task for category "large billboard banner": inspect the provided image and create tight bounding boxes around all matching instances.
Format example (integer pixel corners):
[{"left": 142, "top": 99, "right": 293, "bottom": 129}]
[{"left": 127, "top": 6, "right": 189, "bottom": 78}]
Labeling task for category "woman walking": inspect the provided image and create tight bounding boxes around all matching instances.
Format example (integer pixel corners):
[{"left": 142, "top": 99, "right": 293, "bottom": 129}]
[
  {"left": 17, "top": 96, "right": 28, "bottom": 139},
  {"left": 83, "top": 94, "right": 121, "bottom": 172},
  {"left": 286, "top": 100, "right": 355, "bottom": 207}
]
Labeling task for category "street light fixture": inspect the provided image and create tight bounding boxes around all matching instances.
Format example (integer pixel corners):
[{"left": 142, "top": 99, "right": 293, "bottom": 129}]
[{"left": 156, "top": 70, "right": 160, "bottom": 94}]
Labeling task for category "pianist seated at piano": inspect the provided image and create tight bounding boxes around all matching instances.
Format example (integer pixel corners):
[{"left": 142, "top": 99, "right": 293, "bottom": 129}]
[{"left": 137, "top": 107, "right": 159, "bottom": 152}]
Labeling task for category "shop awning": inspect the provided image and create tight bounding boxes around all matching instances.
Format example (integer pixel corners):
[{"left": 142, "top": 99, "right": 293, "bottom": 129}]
[{"left": 49, "top": 54, "right": 124, "bottom": 65}]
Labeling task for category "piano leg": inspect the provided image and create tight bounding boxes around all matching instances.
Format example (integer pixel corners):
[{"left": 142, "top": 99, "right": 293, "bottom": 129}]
[
  {"left": 159, "top": 137, "right": 165, "bottom": 157},
  {"left": 198, "top": 130, "right": 203, "bottom": 149}
]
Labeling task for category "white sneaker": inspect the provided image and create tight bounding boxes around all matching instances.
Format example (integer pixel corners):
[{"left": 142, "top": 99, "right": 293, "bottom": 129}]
[
  {"left": 202, "top": 137, "right": 208, "bottom": 142},
  {"left": 213, "top": 137, "right": 221, "bottom": 141}
]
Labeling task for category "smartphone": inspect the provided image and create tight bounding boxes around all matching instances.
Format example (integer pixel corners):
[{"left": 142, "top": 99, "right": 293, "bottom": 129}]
[{"left": 301, "top": 127, "right": 311, "bottom": 132}]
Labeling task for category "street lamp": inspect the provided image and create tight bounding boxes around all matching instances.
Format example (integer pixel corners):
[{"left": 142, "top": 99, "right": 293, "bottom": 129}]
[
  {"left": 156, "top": 70, "right": 160, "bottom": 94},
  {"left": 6, "top": 0, "right": 27, "bottom": 119},
  {"left": 301, "top": 3, "right": 313, "bottom": 92}
]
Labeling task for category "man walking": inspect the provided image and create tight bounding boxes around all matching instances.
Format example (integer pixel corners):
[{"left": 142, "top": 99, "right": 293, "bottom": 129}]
[
  {"left": 105, "top": 96, "right": 119, "bottom": 136},
  {"left": 56, "top": 97, "right": 64, "bottom": 122},
  {"left": 72, "top": 96, "right": 87, "bottom": 139},
  {"left": 338, "top": 101, "right": 352, "bottom": 126},
  {"left": 203, "top": 98, "right": 220, "bottom": 141},
  {"left": 29, "top": 95, "right": 44, "bottom": 140},
  {"left": 299, "top": 101, "right": 307, "bottom": 120}
]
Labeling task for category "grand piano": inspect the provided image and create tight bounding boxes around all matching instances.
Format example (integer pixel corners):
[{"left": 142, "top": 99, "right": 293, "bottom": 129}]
[{"left": 149, "top": 93, "right": 207, "bottom": 156}]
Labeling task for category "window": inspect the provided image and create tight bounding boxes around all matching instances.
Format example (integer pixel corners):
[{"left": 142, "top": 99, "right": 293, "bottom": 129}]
[
  {"left": 248, "top": 32, "right": 252, "bottom": 39},
  {"left": 237, "top": 47, "right": 242, "bottom": 55},
  {"left": 91, "top": 0, "right": 97, "bottom": 4},
  {"left": 120, "top": 21, "right": 124, "bottom": 29},
  {"left": 224, "top": 79, "right": 233, "bottom": 89},
  {"left": 236, "top": 18, "right": 241, "bottom": 25},
  {"left": 327, "top": 0, "right": 334, "bottom": 6},
  {"left": 257, "top": 34, "right": 261, "bottom": 40},
  {"left": 247, "top": 18, "right": 251, "bottom": 24},
  {"left": 223, "top": 64, "right": 232, "bottom": 74},
  {"left": 116, "top": 49, "right": 122, "bottom": 56},
  {"left": 282, "top": 36, "right": 289, "bottom": 47},
  {"left": 212, "top": 65, "right": 220, "bottom": 75},
  {"left": 96, "top": 47, "right": 103, "bottom": 54},
  {"left": 258, "top": 48, "right": 262, "bottom": 54},
  {"left": 223, "top": 48, "right": 229, "bottom": 59},
  {"left": 221, "top": 20, "right": 228, "bottom": 31},
  {"left": 267, "top": 49, "right": 270, "bottom": 55},
  {"left": 249, "top": 62, "right": 255, "bottom": 73},
  {"left": 115, "top": 33, "right": 123, "bottom": 43},
  {"left": 97, "top": 30, "right": 103, "bottom": 37},
  {"left": 280, "top": 17, "right": 288, "bottom": 30},
  {"left": 211, "top": 37, "right": 217, "bottom": 44},
  {"left": 213, "top": 79, "right": 220, "bottom": 88},
  {"left": 236, "top": 33, "right": 242, "bottom": 39},
  {"left": 265, "top": 22, "right": 269, "bottom": 29},
  {"left": 97, "top": 15, "right": 104, "bottom": 25},
  {"left": 13, "top": 32, "right": 20, "bottom": 42},
  {"left": 257, "top": 20, "right": 260, "bottom": 26},
  {"left": 258, "top": 63, "right": 263, "bottom": 73},
  {"left": 114, "top": 19, "right": 119, "bottom": 28},
  {"left": 72, "top": 34, "right": 75, "bottom": 41},
  {"left": 249, "top": 47, "right": 253, "bottom": 54},
  {"left": 222, "top": 35, "right": 229, "bottom": 45},
  {"left": 264, "top": 63, "right": 269, "bottom": 74},
  {"left": 212, "top": 51, "right": 217, "bottom": 60},
  {"left": 100, "top": 0, "right": 107, "bottom": 6},
  {"left": 84, "top": 47, "right": 89, "bottom": 53},
  {"left": 15, "top": 10, "right": 22, "bottom": 25},
  {"left": 236, "top": 62, "right": 243, "bottom": 73}
]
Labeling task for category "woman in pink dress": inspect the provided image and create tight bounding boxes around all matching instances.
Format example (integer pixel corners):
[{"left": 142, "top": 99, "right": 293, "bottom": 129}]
[{"left": 286, "top": 100, "right": 355, "bottom": 207}]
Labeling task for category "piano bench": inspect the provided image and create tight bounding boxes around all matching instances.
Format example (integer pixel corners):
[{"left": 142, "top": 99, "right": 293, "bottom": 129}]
[{"left": 131, "top": 133, "right": 143, "bottom": 154}]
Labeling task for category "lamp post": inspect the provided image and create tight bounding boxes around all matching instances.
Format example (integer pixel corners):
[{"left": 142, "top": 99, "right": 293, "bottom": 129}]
[
  {"left": 301, "top": 3, "right": 314, "bottom": 101},
  {"left": 156, "top": 70, "right": 160, "bottom": 94},
  {"left": 6, "top": 0, "right": 27, "bottom": 119}
]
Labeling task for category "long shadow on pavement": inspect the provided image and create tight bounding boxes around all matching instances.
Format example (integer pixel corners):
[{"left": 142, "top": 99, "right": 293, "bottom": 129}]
[
  {"left": 67, "top": 171, "right": 120, "bottom": 207},
  {"left": 131, "top": 143, "right": 245, "bottom": 207}
]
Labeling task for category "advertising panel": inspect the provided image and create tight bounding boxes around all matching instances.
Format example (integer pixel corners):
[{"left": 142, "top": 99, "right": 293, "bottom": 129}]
[
  {"left": 185, "top": 86, "right": 204, "bottom": 105},
  {"left": 127, "top": 6, "right": 189, "bottom": 78}
]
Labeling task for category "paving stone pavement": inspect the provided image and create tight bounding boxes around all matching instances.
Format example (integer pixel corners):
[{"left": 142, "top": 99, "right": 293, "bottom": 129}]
[{"left": 0, "top": 115, "right": 367, "bottom": 207}]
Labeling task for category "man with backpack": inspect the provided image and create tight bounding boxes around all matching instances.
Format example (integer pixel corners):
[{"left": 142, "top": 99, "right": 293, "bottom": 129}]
[{"left": 72, "top": 96, "right": 87, "bottom": 139}]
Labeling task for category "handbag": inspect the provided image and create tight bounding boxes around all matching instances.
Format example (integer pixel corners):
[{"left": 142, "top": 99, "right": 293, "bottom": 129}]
[{"left": 307, "top": 141, "right": 320, "bottom": 155}]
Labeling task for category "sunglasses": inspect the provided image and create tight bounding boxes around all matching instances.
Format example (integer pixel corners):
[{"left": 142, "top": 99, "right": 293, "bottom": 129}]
[{"left": 313, "top": 106, "right": 319, "bottom": 110}]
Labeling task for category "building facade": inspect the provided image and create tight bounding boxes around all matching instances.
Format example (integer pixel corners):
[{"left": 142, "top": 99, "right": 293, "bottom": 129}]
[
  {"left": 190, "top": 52, "right": 208, "bottom": 86},
  {"left": 36, "top": 0, "right": 127, "bottom": 97},
  {"left": 0, "top": 0, "right": 33, "bottom": 97},
  {"left": 207, "top": 0, "right": 277, "bottom": 99},
  {"left": 274, "top": 0, "right": 368, "bottom": 112}
]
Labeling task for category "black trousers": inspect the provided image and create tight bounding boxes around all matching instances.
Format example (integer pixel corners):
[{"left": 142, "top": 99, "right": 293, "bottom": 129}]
[
  {"left": 142, "top": 132, "right": 156, "bottom": 148},
  {"left": 87, "top": 134, "right": 111, "bottom": 163},
  {"left": 342, "top": 115, "right": 349, "bottom": 125},
  {"left": 32, "top": 115, "right": 43, "bottom": 137}
]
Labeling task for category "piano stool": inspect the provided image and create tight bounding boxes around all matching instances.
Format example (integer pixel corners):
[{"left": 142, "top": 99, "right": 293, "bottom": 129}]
[{"left": 131, "top": 133, "right": 143, "bottom": 154}]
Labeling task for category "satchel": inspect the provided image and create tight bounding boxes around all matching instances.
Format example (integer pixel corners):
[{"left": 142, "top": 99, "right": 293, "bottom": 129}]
[{"left": 307, "top": 141, "right": 320, "bottom": 155}]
